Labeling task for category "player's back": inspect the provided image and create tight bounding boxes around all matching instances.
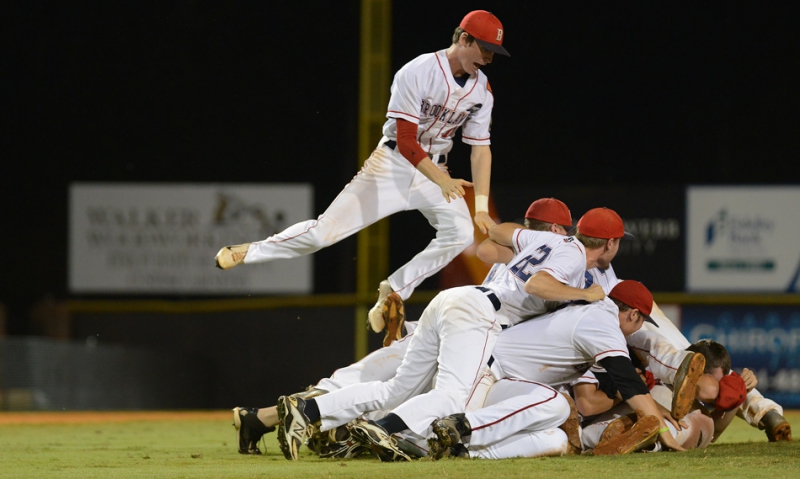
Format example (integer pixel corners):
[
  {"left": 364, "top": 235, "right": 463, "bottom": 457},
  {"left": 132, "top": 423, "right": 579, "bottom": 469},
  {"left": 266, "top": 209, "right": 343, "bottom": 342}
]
[
  {"left": 484, "top": 229, "right": 586, "bottom": 326},
  {"left": 492, "top": 298, "right": 624, "bottom": 388}
]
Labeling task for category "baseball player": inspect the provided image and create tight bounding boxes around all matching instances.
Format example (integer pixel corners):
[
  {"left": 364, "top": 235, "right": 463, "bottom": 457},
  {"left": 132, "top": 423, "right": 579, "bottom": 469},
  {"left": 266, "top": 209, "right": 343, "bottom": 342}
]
[
  {"left": 232, "top": 197, "right": 575, "bottom": 457},
  {"left": 427, "top": 280, "right": 686, "bottom": 458},
  {"left": 587, "top": 264, "right": 793, "bottom": 442},
  {"left": 214, "top": 10, "right": 509, "bottom": 338},
  {"left": 273, "top": 205, "right": 624, "bottom": 461},
  {"left": 578, "top": 338, "right": 755, "bottom": 454}
]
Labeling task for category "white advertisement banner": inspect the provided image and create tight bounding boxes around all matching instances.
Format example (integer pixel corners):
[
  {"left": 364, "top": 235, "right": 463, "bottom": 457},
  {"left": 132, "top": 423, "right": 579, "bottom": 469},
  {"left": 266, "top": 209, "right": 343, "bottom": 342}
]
[
  {"left": 687, "top": 186, "right": 800, "bottom": 292},
  {"left": 69, "top": 183, "right": 313, "bottom": 294}
]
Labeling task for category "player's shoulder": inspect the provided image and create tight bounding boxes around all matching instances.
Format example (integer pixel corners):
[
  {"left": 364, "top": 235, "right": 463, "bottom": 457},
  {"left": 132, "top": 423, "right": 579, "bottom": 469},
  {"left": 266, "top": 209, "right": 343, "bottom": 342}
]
[
  {"left": 398, "top": 51, "right": 442, "bottom": 73},
  {"left": 580, "top": 297, "right": 619, "bottom": 322}
]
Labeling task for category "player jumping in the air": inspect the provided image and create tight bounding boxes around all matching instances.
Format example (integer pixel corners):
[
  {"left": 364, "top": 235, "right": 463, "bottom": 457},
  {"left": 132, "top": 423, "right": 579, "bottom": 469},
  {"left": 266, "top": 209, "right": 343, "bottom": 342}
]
[{"left": 214, "top": 10, "right": 509, "bottom": 340}]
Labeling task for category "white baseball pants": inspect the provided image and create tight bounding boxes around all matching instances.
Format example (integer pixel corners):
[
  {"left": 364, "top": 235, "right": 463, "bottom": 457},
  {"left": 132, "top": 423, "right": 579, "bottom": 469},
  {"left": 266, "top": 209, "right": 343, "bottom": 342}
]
[
  {"left": 627, "top": 329, "right": 692, "bottom": 385},
  {"left": 244, "top": 146, "right": 474, "bottom": 300},
  {"left": 464, "top": 378, "right": 571, "bottom": 459},
  {"left": 314, "top": 286, "right": 501, "bottom": 434}
]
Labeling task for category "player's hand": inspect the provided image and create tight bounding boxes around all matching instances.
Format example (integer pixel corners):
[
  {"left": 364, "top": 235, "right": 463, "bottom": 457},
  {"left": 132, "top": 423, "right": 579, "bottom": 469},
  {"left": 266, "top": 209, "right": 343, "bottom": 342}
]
[
  {"left": 656, "top": 402, "right": 687, "bottom": 431},
  {"left": 437, "top": 177, "right": 473, "bottom": 203},
  {"left": 740, "top": 368, "right": 758, "bottom": 391},
  {"left": 659, "top": 428, "right": 686, "bottom": 452},
  {"left": 473, "top": 211, "right": 496, "bottom": 234},
  {"left": 582, "top": 284, "right": 605, "bottom": 302}
]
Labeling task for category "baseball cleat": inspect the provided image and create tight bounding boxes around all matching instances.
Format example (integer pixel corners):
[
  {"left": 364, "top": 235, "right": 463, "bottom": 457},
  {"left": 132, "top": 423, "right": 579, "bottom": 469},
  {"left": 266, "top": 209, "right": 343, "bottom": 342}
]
[
  {"left": 215, "top": 243, "right": 250, "bottom": 270},
  {"left": 597, "top": 414, "right": 636, "bottom": 445},
  {"left": 381, "top": 293, "right": 405, "bottom": 347},
  {"left": 394, "top": 435, "right": 429, "bottom": 459},
  {"left": 367, "top": 280, "right": 397, "bottom": 333},
  {"left": 312, "top": 426, "right": 369, "bottom": 459},
  {"left": 592, "top": 415, "right": 660, "bottom": 456},
  {"left": 427, "top": 439, "right": 469, "bottom": 460},
  {"left": 431, "top": 413, "right": 472, "bottom": 449},
  {"left": 671, "top": 352, "right": 706, "bottom": 420},
  {"left": 558, "top": 393, "right": 582, "bottom": 455},
  {"left": 348, "top": 418, "right": 411, "bottom": 462},
  {"left": 276, "top": 395, "right": 315, "bottom": 460},
  {"left": 232, "top": 407, "right": 275, "bottom": 455},
  {"left": 761, "top": 410, "right": 792, "bottom": 442},
  {"left": 292, "top": 386, "right": 328, "bottom": 401}
]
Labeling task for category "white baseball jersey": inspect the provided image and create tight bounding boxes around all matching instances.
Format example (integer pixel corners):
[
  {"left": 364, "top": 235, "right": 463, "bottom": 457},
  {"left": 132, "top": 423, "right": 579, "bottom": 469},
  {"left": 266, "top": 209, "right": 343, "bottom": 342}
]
[
  {"left": 314, "top": 231, "right": 588, "bottom": 435},
  {"left": 483, "top": 229, "right": 587, "bottom": 326},
  {"left": 243, "top": 48, "right": 498, "bottom": 300},
  {"left": 383, "top": 50, "right": 494, "bottom": 156},
  {"left": 491, "top": 297, "right": 631, "bottom": 388},
  {"left": 585, "top": 264, "right": 620, "bottom": 294}
]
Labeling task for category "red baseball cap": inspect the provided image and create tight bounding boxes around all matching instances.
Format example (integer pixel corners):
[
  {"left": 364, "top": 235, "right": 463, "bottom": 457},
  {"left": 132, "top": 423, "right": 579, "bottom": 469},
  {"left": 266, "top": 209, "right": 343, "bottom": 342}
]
[
  {"left": 525, "top": 198, "right": 572, "bottom": 228},
  {"left": 460, "top": 10, "right": 510, "bottom": 57},
  {"left": 608, "top": 280, "right": 657, "bottom": 325},
  {"left": 715, "top": 371, "right": 747, "bottom": 411},
  {"left": 576, "top": 207, "right": 625, "bottom": 239}
]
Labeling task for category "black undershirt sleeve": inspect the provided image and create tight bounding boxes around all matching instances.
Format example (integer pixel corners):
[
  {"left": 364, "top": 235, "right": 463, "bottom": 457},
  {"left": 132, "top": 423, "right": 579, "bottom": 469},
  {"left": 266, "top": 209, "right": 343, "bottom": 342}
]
[{"left": 597, "top": 355, "right": 650, "bottom": 401}]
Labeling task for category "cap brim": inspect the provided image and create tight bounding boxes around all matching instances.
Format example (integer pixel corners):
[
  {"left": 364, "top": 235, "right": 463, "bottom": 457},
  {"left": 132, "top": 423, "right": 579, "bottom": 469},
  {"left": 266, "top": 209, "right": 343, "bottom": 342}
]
[
  {"left": 643, "top": 315, "right": 659, "bottom": 327},
  {"left": 475, "top": 38, "right": 510, "bottom": 57},
  {"left": 567, "top": 226, "right": 634, "bottom": 240}
]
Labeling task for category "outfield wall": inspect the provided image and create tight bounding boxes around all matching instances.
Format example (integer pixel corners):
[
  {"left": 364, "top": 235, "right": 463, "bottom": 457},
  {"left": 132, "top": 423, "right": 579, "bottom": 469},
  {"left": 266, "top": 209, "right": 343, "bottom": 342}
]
[{"left": 2, "top": 295, "right": 798, "bottom": 411}]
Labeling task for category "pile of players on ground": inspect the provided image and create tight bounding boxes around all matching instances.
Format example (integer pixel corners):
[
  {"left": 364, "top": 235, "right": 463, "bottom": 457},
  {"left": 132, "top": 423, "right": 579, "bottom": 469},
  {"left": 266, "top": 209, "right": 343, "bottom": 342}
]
[{"left": 231, "top": 199, "right": 793, "bottom": 461}]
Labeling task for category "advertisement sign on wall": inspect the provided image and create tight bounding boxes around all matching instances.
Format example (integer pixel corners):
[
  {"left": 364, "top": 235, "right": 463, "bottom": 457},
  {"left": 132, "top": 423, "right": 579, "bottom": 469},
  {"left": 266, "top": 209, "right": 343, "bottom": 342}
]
[
  {"left": 687, "top": 186, "right": 800, "bottom": 292},
  {"left": 682, "top": 305, "right": 800, "bottom": 408},
  {"left": 69, "top": 183, "right": 313, "bottom": 294}
]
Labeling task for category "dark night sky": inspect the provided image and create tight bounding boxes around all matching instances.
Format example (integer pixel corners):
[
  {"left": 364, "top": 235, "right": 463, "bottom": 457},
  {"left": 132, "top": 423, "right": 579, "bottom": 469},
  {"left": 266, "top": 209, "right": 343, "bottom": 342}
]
[{"left": 2, "top": 2, "right": 799, "bottom": 332}]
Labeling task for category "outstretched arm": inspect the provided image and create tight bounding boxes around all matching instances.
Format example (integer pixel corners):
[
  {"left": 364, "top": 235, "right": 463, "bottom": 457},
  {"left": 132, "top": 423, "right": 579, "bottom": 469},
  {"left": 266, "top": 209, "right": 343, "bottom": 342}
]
[
  {"left": 470, "top": 144, "right": 494, "bottom": 234},
  {"left": 525, "top": 271, "right": 606, "bottom": 302},
  {"left": 476, "top": 238, "right": 515, "bottom": 265}
]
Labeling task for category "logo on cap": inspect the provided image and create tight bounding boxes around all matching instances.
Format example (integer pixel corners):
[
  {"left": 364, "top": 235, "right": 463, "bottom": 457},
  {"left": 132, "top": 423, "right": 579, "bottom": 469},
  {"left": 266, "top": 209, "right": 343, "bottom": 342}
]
[{"left": 459, "top": 10, "right": 510, "bottom": 57}]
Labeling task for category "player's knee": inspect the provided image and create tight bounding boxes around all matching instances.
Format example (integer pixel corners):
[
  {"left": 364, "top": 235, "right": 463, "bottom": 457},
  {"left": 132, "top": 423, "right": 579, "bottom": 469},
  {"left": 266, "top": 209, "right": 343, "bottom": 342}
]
[
  {"left": 550, "top": 391, "right": 572, "bottom": 424},
  {"left": 681, "top": 410, "right": 715, "bottom": 449},
  {"left": 451, "top": 219, "right": 475, "bottom": 247}
]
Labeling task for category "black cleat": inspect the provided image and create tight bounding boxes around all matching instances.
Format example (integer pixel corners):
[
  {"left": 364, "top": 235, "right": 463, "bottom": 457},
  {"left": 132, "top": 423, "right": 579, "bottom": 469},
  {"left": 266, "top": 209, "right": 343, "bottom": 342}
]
[{"left": 232, "top": 407, "right": 275, "bottom": 455}]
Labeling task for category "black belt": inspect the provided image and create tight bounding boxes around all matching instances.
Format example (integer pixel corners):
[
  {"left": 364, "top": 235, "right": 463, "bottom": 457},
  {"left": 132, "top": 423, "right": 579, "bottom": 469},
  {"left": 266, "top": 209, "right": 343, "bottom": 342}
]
[
  {"left": 475, "top": 286, "right": 501, "bottom": 312},
  {"left": 383, "top": 140, "right": 446, "bottom": 164}
]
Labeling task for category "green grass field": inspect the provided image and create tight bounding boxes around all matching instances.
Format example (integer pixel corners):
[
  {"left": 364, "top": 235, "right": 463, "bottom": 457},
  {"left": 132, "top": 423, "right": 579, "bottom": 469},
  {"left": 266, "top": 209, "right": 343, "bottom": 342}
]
[{"left": 0, "top": 410, "right": 797, "bottom": 479}]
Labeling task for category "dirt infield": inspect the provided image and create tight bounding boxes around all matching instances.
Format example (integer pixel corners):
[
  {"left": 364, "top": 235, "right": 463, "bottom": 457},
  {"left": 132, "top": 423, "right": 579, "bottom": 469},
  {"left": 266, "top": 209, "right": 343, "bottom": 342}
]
[{"left": 0, "top": 410, "right": 230, "bottom": 425}]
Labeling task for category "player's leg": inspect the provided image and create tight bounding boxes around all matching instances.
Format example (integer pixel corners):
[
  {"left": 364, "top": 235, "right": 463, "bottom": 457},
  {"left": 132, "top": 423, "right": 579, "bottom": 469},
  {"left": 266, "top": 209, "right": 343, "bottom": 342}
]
[
  {"left": 316, "top": 328, "right": 414, "bottom": 391},
  {"left": 389, "top": 288, "right": 502, "bottom": 435},
  {"left": 385, "top": 173, "right": 474, "bottom": 301},
  {"left": 626, "top": 329, "right": 706, "bottom": 418},
  {"left": 644, "top": 302, "right": 691, "bottom": 349},
  {"left": 465, "top": 428, "right": 569, "bottom": 459},
  {"left": 309, "top": 299, "right": 449, "bottom": 433},
  {"left": 234, "top": 324, "right": 416, "bottom": 454},
  {"left": 231, "top": 146, "right": 413, "bottom": 266},
  {"left": 453, "top": 379, "right": 571, "bottom": 448},
  {"left": 737, "top": 388, "right": 792, "bottom": 441}
]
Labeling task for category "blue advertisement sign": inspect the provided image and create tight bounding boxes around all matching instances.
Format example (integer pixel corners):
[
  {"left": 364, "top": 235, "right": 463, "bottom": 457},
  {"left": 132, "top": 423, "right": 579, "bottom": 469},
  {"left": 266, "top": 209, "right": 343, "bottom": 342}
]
[{"left": 682, "top": 305, "right": 800, "bottom": 408}]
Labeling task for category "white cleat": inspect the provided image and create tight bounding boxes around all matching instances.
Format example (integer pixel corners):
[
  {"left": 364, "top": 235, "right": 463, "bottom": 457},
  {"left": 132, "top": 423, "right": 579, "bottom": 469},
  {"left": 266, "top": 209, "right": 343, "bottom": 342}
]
[
  {"left": 215, "top": 243, "right": 250, "bottom": 270},
  {"left": 367, "top": 280, "right": 394, "bottom": 333}
]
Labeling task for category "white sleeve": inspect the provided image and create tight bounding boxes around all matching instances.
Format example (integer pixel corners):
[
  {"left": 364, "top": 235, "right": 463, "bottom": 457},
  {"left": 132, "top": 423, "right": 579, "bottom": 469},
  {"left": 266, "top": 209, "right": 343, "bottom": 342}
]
[
  {"left": 386, "top": 61, "right": 425, "bottom": 124},
  {"left": 573, "top": 310, "right": 631, "bottom": 364},
  {"left": 461, "top": 82, "right": 493, "bottom": 145}
]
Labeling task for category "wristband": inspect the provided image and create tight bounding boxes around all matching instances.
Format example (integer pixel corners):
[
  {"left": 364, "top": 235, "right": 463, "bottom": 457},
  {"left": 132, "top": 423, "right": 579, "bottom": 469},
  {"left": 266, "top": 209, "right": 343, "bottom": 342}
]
[
  {"left": 475, "top": 195, "right": 489, "bottom": 213},
  {"left": 658, "top": 427, "right": 670, "bottom": 434}
]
